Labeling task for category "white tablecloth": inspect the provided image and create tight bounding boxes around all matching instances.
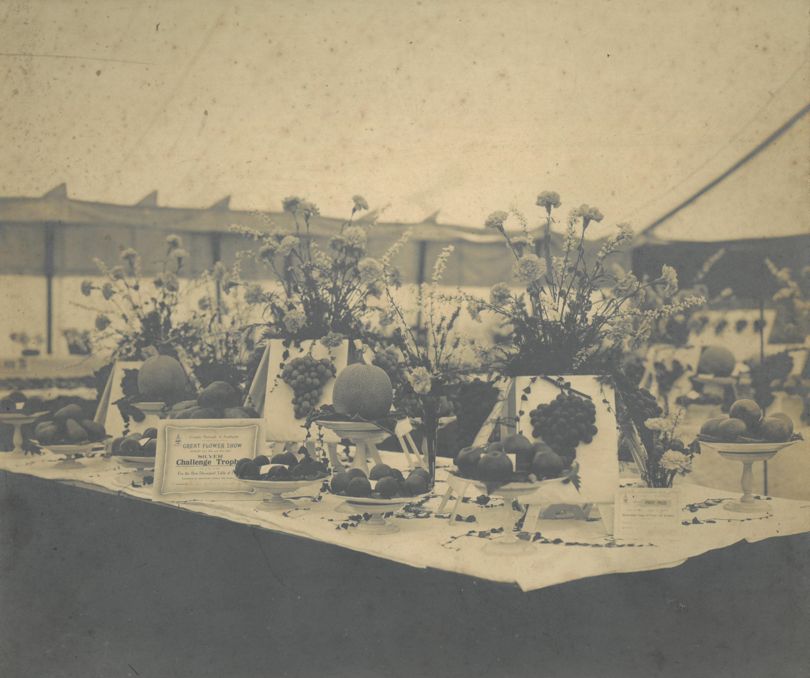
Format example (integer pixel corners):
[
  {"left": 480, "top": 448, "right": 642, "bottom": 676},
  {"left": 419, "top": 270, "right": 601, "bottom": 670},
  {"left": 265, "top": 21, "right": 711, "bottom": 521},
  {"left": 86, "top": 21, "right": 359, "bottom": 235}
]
[{"left": 2, "top": 450, "right": 809, "bottom": 592}]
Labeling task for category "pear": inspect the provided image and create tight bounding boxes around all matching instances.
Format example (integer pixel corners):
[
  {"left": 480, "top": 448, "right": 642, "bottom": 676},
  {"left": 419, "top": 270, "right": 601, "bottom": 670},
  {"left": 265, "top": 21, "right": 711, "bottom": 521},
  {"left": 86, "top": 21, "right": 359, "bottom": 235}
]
[
  {"left": 35, "top": 423, "right": 61, "bottom": 445},
  {"left": 64, "top": 418, "right": 88, "bottom": 443},
  {"left": 54, "top": 404, "right": 84, "bottom": 422},
  {"left": 80, "top": 420, "right": 107, "bottom": 442}
]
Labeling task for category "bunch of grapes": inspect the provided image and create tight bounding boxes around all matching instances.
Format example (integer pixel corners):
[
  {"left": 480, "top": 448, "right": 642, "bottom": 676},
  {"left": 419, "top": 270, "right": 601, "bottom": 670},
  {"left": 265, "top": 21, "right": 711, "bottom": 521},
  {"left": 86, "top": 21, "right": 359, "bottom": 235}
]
[
  {"left": 620, "top": 386, "right": 662, "bottom": 431},
  {"left": 529, "top": 392, "right": 597, "bottom": 461},
  {"left": 372, "top": 348, "right": 401, "bottom": 382},
  {"left": 281, "top": 356, "right": 336, "bottom": 418}
]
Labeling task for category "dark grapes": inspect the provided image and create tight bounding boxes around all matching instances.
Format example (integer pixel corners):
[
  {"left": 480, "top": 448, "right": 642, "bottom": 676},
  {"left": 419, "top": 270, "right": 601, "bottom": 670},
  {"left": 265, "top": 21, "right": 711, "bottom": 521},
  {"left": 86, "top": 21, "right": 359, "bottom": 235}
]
[
  {"left": 529, "top": 392, "right": 597, "bottom": 459},
  {"left": 372, "top": 348, "right": 400, "bottom": 382},
  {"left": 281, "top": 356, "right": 336, "bottom": 419},
  {"left": 620, "top": 386, "right": 662, "bottom": 431}
]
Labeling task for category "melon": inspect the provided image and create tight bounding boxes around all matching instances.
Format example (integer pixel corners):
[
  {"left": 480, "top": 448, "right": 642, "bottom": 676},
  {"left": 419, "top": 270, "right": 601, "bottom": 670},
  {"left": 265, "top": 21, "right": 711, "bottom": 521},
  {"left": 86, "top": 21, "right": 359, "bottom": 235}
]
[
  {"left": 698, "top": 346, "right": 736, "bottom": 377},
  {"left": 332, "top": 363, "right": 393, "bottom": 420},
  {"left": 137, "top": 355, "right": 188, "bottom": 402}
]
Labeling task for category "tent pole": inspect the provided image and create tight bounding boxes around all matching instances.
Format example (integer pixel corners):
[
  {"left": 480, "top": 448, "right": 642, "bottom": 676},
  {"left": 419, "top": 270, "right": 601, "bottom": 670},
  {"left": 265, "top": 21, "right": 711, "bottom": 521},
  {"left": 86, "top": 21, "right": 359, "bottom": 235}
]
[
  {"left": 210, "top": 233, "right": 222, "bottom": 309},
  {"left": 44, "top": 222, "right": 55, "bottom": 355},
  {"left": 415, "top": 240, "right": 427, "bottom": 327},
  {"left": 759, "top": 294, "right": 768, "bottom": 496}
]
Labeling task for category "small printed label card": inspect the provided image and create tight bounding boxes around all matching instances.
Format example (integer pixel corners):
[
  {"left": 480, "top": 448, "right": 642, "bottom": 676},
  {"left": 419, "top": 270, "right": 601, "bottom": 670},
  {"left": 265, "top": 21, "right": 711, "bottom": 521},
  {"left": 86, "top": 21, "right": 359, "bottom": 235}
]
[
  {"left": 154, "top": 420, "right": 261, "bottom": 500},
  {"left": 613, "top": 487, "right": 681, "bottom": 541}
]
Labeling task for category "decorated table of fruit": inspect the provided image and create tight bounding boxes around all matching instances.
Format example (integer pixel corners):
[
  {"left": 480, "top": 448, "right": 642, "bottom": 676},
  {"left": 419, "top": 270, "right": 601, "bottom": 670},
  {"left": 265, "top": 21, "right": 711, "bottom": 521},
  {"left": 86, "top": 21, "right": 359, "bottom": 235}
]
[
  {"left": 4, "top": 440, "right": 810, "bottom": 590},
  {"left": 3, "top": 362, "right": 810, "bottom": 590}
]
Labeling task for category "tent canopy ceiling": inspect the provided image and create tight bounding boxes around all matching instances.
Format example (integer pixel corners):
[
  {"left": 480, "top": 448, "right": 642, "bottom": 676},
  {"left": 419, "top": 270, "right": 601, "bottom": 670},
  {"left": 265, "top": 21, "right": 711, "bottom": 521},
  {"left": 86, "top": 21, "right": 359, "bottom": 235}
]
[{"left": 640, "top": 108, "right": 810, "bottom": 243}]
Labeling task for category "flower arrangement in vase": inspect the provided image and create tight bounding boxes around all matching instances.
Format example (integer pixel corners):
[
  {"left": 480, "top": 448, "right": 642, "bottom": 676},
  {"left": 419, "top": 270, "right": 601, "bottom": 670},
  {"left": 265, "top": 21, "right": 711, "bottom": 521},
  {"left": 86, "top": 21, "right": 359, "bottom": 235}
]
[
  {"left": 627, "top": 410, "right": 700, "bottom": 488},
  {"left": 460, "top": 192, "right": 703, "bottom": 377},
  {"left": 236, "top": 196, "right": 385, "bottom": 440},
  {"left": 370, "top": 232, "right": 474, "bottom": 484},
  {"left": 79, "top": 235, "right": 251, "bottom": 387}
]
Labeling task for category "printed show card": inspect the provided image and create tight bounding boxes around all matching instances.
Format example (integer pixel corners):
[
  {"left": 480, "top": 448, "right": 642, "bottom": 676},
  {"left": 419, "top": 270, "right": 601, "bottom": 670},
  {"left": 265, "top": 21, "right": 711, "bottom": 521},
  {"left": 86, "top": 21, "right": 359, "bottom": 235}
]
[
  {"left": 613, "top": 487, "right": 681, "bottom": 542},
  {"left": 154, "top": 420, "right": 261, "bottom": 500}
]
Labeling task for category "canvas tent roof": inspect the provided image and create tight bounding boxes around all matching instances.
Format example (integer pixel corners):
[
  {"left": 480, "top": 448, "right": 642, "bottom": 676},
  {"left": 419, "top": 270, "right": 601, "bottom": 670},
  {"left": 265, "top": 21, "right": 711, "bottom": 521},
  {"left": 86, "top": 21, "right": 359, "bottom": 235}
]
[
  {"left": 0, "top": 187, "right": 625, "bottom": 285},
  {"left": 639, "top": 104, "right": 810, "bottom": 244}
]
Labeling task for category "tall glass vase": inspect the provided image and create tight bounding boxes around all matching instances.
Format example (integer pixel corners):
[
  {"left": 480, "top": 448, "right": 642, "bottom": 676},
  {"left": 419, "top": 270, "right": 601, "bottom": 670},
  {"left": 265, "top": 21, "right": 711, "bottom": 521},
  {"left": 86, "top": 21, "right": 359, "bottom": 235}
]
[{"left": 420, "top": 395, "right": 439, "bottom": 487}]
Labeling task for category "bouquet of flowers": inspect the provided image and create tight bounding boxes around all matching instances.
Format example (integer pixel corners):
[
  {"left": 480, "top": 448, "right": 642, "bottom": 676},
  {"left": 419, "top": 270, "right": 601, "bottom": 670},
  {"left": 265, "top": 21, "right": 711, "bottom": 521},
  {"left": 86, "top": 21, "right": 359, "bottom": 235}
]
[
  {"left": 172, "top": 261, "right": 254, "bottom": 388},
  {"left": 632, "top": 410, "right": 698, "bottom": 488},
  {"left": 461, "top": 192, "right": 703, "bottom": 376},
  {"left": 233, "top": 195, "right": 380, "bottom": 344},
  {"left": 371, "top": 232, "right": 474, "bottom": 480},
  {"left": 80, "top": 234, "right": 190, "bottom": 361},
  {"left": 80, "top": 235, "right": 252, "bottom": 387}
]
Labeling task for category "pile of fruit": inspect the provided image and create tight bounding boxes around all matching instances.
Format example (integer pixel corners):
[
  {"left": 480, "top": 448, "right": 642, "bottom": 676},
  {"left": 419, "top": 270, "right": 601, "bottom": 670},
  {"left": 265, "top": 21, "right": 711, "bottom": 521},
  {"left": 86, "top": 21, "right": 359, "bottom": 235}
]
[
  {"left": 697, "top": 346, "right": 736, "bottom": 378},
  {"left": 110, "top": 428, "right": 158, "bottom": 457},
  {"left": 233, "top": 450, "right": 329, "bottom": 482},
  {"left": 454, "top": 434, "right": 577, "bottom": 488},
  {"left": 699, "top": 399, "right": 797, "bottom": 443},
  {"left": 168, "top": 381, "right": 259, "bottom": 420},
  {"left": 0, "top": 390, "right": 46, "bottom": 414},
  {"left": 32, "top": 404, "right": 108, "bottom": 446},
  {"left": 528, "top": 392, "right": 597, "bottom": 463},
  {"left": 329, "top": 464, "right": 429, "bottom": 499},
  {"left": 282, "top": 356, "right": 337, "bottom": 419}
]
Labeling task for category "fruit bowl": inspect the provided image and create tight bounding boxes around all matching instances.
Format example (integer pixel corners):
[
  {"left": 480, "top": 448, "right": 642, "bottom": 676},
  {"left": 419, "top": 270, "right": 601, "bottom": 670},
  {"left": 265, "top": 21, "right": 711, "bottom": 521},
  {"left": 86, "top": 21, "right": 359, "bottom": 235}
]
[
  {"left": 699, "top": 438, "right": 800, "bottom": 513},
  {"left": 236, "top": 477, "right": 325, "bottom": 510},
  {"left": 697, "top": 438, "right": 798, "bottom": 455},
  {"left": 0, "top": 411, "right": 49, "bottom": 456},
  {"left": 33, "top": 440, "right": 107, "bottom": 467},
  {"left": 314, "top": 419, "right": 391, "bottom": 471}
]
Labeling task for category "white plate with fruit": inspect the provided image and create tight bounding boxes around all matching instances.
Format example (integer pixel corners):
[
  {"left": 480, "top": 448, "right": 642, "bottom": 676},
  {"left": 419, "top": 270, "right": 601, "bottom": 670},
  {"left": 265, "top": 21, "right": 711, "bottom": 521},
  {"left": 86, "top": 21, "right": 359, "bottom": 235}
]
[
  {"left": 232, "top": 453, "right": 329, "bottom": 509},
  {"left": 698, "top": 399, "right": 801, "bottom": 513},
  {"left": 326, "top": 464, "right": 430, "bottom": 533}
]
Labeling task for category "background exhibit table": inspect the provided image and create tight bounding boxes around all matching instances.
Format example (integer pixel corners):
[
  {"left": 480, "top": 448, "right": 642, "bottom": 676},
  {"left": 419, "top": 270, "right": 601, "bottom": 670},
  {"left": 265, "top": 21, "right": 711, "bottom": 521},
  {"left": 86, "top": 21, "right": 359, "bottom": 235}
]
[{"left": 1, "top": 450, "right": 809, "bottom": 592}]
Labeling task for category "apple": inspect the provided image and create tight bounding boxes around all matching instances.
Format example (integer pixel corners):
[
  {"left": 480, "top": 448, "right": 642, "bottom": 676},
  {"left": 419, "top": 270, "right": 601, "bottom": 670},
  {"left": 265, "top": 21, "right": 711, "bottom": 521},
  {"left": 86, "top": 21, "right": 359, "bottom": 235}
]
[
  {"left": 729, "top": 399, "right": 763, "bottom": 432},
  {"left": 477, "top": 450, "right": 513, "bottom": 483},
  {"left": 455, "top": 446, "right": 483, "bottom": 477}
]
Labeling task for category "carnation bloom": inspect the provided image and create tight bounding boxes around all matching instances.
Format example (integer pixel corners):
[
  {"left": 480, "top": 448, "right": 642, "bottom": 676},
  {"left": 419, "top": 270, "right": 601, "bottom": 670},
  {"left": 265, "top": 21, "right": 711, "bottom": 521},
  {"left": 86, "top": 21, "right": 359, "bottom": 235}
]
[
  {"left": 95, "top": 314, "right": 111, "bottom": 331},
  {"left": 514, "top": 253, "right": 547, "bottom": 284},
  {"left": 320, "top": 331, "right": 345, "bottom": 348},
  {"left": 282, "top": 196, "right": 302, "bottom": 213},
  {"left": 120, "top": 247, "right": 138, "bottom": 263},
  {"left": 572, "top": 204, "right": 604, "bottom": 228},
  {"left": 282, "top": 308, "right": 307, "bottom": 334},
  {"left": 357, "top": 257, "right": 384, "bottom": 283},
  {"left": 660, "top": 450, "right": 690, "bottom": 472},
  {"left": 198, "top": 297, "right": 211, "bottom": 311},
  {"left": 352, "top": 195, "right": 369, "bottom": 212},
  {"left": 299, "top": 200, "right": 320, "bottom": 218},
  {"left": 643, "top": 417, "right": 670, "bottom": 432},
  {"left": 342, "top": 225, "right": 367, "bottom": 250},
  {"left": 277, "top": 235, "right": 300, "bottom": 257},
  {"left": 80, "top": 280, "right": 93, "bottom": 296},
  {"left": 164, "top": 273, "right": 179, "bottom": 293},
  {"left": 485, "top": 211, "right": 508, "bottom": 230},
  {"left": 490, "top": 282, "right": 511, "bottom": 306},
  {"left": 259, "top": 242, "right": 278, "bottom": 261},
  {"left": 536, "top": 191, "right": 561, "bottom": 212},
  {"left": 244, "top": 284, "right": 265, "bottom": 305},
  {"left": 166, "top": 234, "right": 182, "bottom": 249},
  {"left": 407, "top": 367, "right": 433, "bottom": 395}
]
